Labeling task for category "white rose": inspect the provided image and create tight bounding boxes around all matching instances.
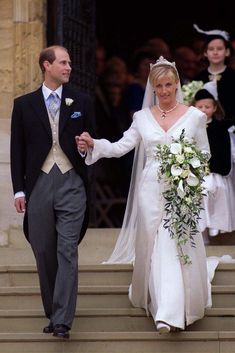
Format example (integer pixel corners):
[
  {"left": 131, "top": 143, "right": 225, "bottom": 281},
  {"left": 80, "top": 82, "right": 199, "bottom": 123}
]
[
  {"left": 186, "top": 172, "right": 199, "bottom": 186},
  {"left": 184, "top": 146, "right": 193, "bottom": 153},
  {"left": 170, "top": 143, "right": 182, "bottom": 155},
  {"left": 176, "top": 154, "right": 184, "bottom": 164},
  {"left": 181, "top": 204, "right": 188, "bottom": 214},
  {"left": 177, "top": 180, "right": 185, "bottom": 198},
  {"left": 185, "top": 197, "right": 192, "bottom": 204},
  {"left": 190, "top": 157, "right": 201, "bottom": 168},
  {"left": 65, "top": 98, "right": 74, "bottom": 106},
  {"left": 171, "top": 164, "right": 183, "bottom": 176},
  {"left": 181, "top": 169, "right": 189, "bottom": 178},
  {"left": 202, "top": 150, "right": 210, "bottom": 160}
]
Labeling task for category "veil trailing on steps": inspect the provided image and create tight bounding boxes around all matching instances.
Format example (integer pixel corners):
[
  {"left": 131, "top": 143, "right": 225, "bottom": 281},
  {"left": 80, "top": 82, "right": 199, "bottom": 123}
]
[{"left": 104, "top": 56, "right": 184, "bottom": 264}]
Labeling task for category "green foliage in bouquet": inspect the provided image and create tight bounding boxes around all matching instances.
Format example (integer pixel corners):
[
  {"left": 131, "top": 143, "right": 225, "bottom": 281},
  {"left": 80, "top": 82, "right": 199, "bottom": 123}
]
[{"left": 155, "top": 129, "right": 210, "bottom": 265}]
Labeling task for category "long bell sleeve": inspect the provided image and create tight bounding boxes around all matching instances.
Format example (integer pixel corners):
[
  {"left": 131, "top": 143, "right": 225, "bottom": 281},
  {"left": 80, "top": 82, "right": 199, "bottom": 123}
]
[{"left": 85, "top": 118, "right": 141, "bottom": 165}]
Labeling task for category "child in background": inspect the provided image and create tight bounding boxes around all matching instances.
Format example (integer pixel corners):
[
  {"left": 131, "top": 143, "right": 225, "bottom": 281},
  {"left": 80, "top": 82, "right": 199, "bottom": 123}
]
[
  {"left": 194, "top": 24, "right": 235, "bottom": 122},
  {"left": 192, "top": 83, "right": 235, "bottom": 242}
]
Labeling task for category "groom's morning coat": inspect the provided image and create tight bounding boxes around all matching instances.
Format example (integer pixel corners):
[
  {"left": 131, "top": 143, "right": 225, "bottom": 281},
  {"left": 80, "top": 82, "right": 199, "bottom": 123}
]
[{"left": 10, "top": 84, "right": 94, "bottom": 244}]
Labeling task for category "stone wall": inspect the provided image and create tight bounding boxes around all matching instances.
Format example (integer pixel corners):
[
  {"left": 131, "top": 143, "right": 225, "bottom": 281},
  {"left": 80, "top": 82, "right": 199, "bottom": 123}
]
[
  {"left": 0, "top": 0, "right": 46, "bottom": 120},
  {"left": 0, "top": 0, "right": 46, "bottom": 246}
]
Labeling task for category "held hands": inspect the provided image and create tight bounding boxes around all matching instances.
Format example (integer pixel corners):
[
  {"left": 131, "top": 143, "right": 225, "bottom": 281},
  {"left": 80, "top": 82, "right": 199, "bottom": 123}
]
[{"left": 75, "top": 132, "right": 94, "bottom": 153}]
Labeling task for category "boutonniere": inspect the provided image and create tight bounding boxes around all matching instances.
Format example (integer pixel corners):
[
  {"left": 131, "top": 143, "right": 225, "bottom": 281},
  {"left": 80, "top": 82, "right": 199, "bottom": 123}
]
[
  {"left": 71, "top": 111, "right": 82, "bottom": 119},
  {"left": 65, "top": 98, "right": 74, "bottom": 106}
]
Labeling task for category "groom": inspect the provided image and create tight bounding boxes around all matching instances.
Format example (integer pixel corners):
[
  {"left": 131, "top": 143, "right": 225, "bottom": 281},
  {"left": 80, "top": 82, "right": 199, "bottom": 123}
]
[{"left": 10, "top": 45, "right": 94, "bottom": 338}]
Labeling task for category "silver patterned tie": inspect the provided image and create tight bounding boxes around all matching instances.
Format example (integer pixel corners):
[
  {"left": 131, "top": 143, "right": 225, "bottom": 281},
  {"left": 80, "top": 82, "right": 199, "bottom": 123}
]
[{"left": 47, "top": 92, "right": 60, "bottom": 120}]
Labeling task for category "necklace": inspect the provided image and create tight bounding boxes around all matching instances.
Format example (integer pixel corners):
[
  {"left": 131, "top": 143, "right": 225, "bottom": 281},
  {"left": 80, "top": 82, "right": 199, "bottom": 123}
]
[{"left": 157, "top": 102, "right": 179, "bottom": 119}]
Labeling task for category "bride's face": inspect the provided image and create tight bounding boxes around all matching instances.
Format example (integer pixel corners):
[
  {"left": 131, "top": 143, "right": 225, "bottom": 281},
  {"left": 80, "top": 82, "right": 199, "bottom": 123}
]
[{"left": 154, "top": 75, "right": 178, "bottom": 105}]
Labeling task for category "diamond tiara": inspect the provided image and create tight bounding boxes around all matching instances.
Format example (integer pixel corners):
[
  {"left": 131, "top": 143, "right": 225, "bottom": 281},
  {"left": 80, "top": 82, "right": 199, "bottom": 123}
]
[
  {"left": 150, "top": 56, "right": 176, "bottom": 69},
  {"left": 150, "top": 56, "right": 178, "bottom": 77}
]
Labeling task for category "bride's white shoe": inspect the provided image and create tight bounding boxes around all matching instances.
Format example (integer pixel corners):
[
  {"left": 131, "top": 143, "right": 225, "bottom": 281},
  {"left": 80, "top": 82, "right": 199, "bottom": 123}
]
[{"left": 156, "top": 322, "right": 171, "bottom": 333}]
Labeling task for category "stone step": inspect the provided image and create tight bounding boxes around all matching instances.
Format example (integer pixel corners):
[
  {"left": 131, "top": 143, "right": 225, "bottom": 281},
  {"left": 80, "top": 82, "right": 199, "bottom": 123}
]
[
  {"left": 0, "top": 285, "right": 130, "bottom": 310},
  {"left": 0, "top": 264, "right": 133, "bottom": 287},
  {"left": 213, "top": 263, "right": 235, "bottom": 285},
  {"left": 5, "top": 228, "right": 120, "bottom": 265},
  {"left": 0, "top": 308, "right": 234, "bottom": 333},
  {"left": 211, "top": 287, "right": 235, "bottom": 307},
  {"left": 0, "top": 308, "right": 155, "bottom": 333},
  {"left": 0, "top": 285, "right": 234, "bottom": 310},
  {"left": 4, "top": 227, "right": 235, "bottom": 265},
  {"left": 0, "top": 263, "right": 234, "bottom": 287},
  {"left": 0, "top": 331, "right": 232, "bottom": 353},
  {"left": 0, "top": 248, "right": 36, "bottom": 265}
]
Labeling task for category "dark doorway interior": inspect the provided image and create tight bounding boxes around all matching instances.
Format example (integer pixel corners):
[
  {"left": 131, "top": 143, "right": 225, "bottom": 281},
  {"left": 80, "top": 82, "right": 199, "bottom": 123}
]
[{"left": 96, "top": 2, "right": 234, "bottom": 61}]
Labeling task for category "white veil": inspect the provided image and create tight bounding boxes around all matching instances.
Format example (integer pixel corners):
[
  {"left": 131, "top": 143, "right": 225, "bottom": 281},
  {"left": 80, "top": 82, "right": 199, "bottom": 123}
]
[{"left": 104, "top": 56, "right": 184, "bottom": 264}]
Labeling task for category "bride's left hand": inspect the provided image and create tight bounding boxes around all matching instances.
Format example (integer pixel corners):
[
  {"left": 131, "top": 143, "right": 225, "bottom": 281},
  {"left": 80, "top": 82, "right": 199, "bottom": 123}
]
[{"left": 75, "top": 132, "right": 94, "bottom": 152}]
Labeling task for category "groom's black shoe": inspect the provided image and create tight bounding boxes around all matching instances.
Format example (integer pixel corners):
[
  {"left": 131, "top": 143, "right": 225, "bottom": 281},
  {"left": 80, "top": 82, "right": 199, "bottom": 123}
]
[
  {"left": 43, "top": 322, "right": 54, "bottom": 334},
  {"left": 53, "top": 324, "right": 70, "bottom": 339}
]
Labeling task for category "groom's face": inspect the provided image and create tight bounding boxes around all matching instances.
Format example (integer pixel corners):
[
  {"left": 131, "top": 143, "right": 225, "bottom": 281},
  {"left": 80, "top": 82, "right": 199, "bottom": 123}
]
[{"left": 46, "top": 47, "right": 72, "bottom": 86}]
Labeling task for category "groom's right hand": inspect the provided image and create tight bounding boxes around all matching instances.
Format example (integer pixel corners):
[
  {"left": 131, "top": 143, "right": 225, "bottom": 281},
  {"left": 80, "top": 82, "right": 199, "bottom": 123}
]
[
  {"left": 14, "top": 197, "right": 26, "bottom": 213},
  {"left": 75, "top": 132, "right": 94, "bottom": 152}
]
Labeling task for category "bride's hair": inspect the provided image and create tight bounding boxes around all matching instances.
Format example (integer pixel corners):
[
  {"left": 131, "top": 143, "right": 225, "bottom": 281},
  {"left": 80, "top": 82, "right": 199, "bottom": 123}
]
[{"left": 149, "top": 65, "right": 179, "bottom": 87}]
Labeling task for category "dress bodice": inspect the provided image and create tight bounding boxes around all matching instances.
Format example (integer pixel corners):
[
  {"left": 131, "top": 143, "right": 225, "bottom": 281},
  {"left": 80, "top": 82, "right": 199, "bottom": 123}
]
[
  {"left": 86, "top": 105, "right": 210, "bottom": 171},
  {"left": 134, "top": 106, "right": 210, "bottom": 161}
]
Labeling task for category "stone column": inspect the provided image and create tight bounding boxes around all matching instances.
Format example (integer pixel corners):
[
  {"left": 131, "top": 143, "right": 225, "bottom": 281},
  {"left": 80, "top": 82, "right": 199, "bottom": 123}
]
[
  {"left": 0, "top": 0, "right": 46, "bottom": 246},
  {"left": 13, "top": 0, "right": 46, "bottom": 98},
  {"left": 0, "top": 0, "right": 46, "bottom": 120},
  {"left": 0, "top": 1, "right": 14, "bottom": 121}
]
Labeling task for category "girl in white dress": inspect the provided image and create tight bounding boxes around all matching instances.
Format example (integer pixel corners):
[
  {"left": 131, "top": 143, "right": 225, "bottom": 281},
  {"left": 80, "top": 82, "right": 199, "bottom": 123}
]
[
  {"left": 76, "top": 57, "right": 210, "bottom": 333},
  {"left": 193, "top": 87, "right": 235, "bottom": 238}
]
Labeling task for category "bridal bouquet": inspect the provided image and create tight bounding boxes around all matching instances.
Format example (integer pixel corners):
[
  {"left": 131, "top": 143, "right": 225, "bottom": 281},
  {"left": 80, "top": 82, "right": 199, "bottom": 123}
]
[
  {"left": 155, "top": 129, "right": 210, "bottom": 265},
  {"left": 182, "top": 80, "right": 204, "bottom": 106}
]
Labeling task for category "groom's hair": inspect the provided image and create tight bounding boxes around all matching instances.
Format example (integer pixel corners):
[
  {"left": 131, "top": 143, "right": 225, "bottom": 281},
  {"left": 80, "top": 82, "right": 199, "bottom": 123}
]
[{"left": 39, "top": 45, "right": 68, "bottom": 73}]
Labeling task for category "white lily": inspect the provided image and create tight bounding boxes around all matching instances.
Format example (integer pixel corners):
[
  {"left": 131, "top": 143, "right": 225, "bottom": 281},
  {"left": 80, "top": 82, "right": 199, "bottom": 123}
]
[
  {"left": 170, "top": 143, "right": 182, "bottom": 155},
  {"left": 190, "top": 157, "right": 201, "bottom": 168},
  {"left": 177, "top": 180, "right": 185, "bottom": 198},
  {"left": 186, "top": 172, "right": 199, "bottom": 186},
  {"left": 171, "top": 164, "right": 183, "bottom": 176}
]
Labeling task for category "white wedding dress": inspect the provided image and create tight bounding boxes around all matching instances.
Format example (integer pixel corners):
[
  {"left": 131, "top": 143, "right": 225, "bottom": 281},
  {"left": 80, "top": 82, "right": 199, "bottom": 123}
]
[{"left": 86, "top": 106, "right": 210, "bottom": 329}]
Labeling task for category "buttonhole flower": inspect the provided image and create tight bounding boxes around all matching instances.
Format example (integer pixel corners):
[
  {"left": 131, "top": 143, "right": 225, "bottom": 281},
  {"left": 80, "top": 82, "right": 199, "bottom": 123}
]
[{"left": 65, "top": 98, "right": 74, "bottom": 106}]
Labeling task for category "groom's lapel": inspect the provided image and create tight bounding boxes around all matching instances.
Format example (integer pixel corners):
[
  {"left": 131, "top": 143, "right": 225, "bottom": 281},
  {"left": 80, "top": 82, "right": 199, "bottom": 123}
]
[
  {"left": 59, "top": 86, "right": 74, "bottom": 135},
  {"left": 30, "top": 88, "right": 51, "bottom": 136}
]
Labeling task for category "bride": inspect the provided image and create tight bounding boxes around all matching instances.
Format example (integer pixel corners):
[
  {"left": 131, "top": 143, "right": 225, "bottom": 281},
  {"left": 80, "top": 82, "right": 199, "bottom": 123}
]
[{"left": 76, "top": 56, "right": 210, "bottom": 333}]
